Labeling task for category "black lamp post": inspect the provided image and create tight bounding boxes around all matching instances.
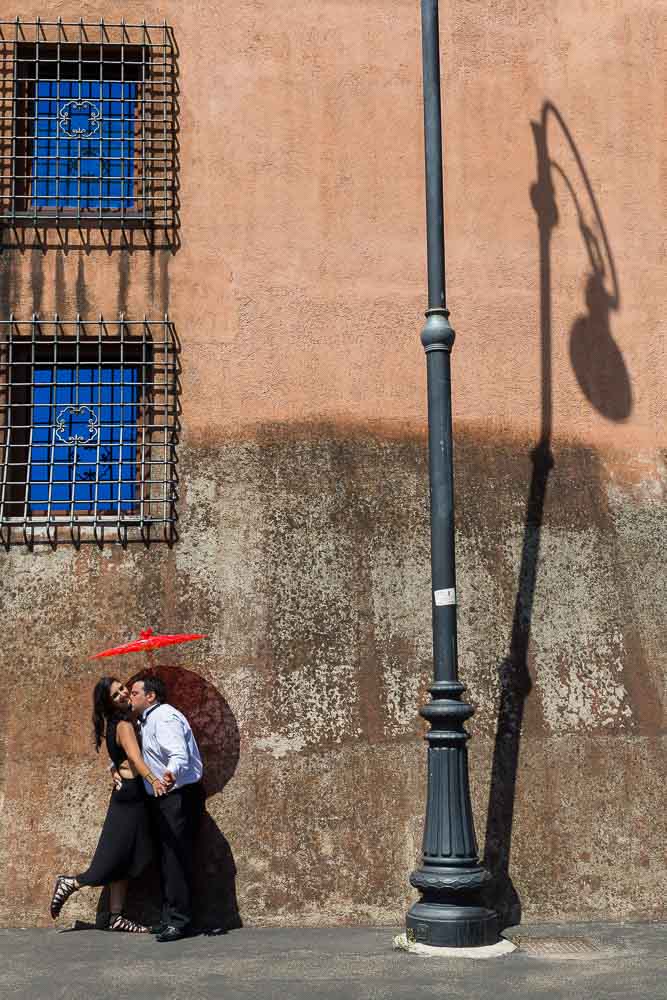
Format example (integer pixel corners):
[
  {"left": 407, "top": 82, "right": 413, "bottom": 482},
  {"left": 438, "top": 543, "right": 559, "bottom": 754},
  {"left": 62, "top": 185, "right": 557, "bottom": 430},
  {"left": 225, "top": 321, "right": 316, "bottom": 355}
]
[{"left": 405, "top": 0, "right": 499, "bottom": 949}]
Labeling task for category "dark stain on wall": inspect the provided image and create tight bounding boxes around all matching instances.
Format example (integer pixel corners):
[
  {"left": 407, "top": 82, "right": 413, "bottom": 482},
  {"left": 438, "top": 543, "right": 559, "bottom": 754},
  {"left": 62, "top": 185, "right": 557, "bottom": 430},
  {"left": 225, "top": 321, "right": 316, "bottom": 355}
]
[
  {"left": 0, "top": 253, "right": 12, "bottom": 319},
  {"left": 159, "top": 250, "right": 170, "bottom": 313},
  {"left": 191, "top": 423, "right": 663, "bottom": 746},
  {"left": 0, "top": 423, "right": 665, "bottom": 928},
  {"left": 0, "top": 251, "right": 22, "bottom": 319},
  {"left": 117, "top": 251, "right": 130, "bottom": 315},
  {"left": 147, "top": 250, "right": 156, "bottom": 308},
  {"left": 54, "top": 251, "right": 67, "bottom": 316},
  {"left": 75, "top": 256, "right": 90, "bottom": 318},
  {"left": 30, "top": 250, "right": 45, "bottom": 315}
]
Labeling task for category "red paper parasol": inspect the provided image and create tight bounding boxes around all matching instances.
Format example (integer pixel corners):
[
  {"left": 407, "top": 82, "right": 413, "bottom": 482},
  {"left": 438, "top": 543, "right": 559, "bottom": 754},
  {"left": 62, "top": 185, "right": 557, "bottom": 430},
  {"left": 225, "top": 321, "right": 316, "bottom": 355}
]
[{"left": 91, "top": 628, "right": 207, "bottom": 660}]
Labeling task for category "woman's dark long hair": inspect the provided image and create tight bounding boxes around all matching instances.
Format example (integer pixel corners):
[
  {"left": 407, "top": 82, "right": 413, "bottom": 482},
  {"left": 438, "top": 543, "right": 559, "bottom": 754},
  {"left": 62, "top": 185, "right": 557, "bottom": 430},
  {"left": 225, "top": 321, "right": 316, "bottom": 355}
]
[{"left": 92, "top": 676, "right": 127, "bottom": 752}]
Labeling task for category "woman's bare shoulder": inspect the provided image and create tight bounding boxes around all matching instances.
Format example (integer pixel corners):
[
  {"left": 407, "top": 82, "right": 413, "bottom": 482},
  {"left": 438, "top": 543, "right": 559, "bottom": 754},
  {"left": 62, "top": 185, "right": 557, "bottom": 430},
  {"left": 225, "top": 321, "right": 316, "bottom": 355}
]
[{"left": 115, "top": 719, "right": 137, "bottom": 734}]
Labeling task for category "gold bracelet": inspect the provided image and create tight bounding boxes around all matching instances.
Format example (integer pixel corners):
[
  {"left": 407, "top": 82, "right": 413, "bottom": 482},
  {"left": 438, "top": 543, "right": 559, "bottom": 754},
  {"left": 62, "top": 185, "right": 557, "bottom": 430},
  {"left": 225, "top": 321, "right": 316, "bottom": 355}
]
[{"left": 146, "top": 772, "right": 158, "bottom": 785}]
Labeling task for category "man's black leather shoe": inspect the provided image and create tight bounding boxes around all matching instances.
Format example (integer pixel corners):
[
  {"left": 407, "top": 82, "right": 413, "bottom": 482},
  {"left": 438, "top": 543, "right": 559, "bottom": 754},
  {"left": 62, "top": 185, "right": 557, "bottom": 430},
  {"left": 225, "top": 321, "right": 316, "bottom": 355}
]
[
  {"left": 150, "top": 923, "right": 168, "bottom": 935},
  {"left": 156, "top": 925, "right": 186, "bottom": 943}
]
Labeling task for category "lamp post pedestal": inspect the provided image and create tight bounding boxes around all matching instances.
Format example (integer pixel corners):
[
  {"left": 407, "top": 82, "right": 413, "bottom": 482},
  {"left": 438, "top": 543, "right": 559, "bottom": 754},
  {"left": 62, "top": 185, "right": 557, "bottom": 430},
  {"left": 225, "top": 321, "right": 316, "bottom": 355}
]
[{"left": 406, "top": 684, "right": 498, "bottom": 948}]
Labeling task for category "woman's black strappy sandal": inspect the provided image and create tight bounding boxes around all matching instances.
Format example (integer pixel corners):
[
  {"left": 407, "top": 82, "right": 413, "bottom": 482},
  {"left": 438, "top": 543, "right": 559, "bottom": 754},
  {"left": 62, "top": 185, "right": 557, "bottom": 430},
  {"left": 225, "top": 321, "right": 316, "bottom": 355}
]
[
  {"left": 50, "top": 875, "right": 79, "bottom": 918},
  {"left": 108, "top": 913, "right": 149, "bottom": 933}
]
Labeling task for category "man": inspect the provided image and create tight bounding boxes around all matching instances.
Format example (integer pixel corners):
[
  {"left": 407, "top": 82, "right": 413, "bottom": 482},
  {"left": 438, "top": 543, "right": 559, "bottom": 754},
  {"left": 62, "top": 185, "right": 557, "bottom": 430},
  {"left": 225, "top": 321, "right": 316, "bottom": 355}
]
[{"left": 129, "top": 676, "right": 205, "bottom": 943}]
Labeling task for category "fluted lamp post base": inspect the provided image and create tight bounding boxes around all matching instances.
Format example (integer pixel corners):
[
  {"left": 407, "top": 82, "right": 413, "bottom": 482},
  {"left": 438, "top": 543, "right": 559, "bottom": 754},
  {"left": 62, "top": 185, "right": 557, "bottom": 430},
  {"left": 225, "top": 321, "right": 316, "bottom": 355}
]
[
  {"left": 406, "top": 816, "right": 499, "bottom": 949},
  {"left": 405, "top": 683, "right": 500, "bottom": 949}
]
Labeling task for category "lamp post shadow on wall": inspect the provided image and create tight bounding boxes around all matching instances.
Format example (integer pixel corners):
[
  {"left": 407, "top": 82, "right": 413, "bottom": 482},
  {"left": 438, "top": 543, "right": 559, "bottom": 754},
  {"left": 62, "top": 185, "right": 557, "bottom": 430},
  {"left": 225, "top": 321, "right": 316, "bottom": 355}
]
[
  {"left": 480, "top": 101, "right": 632, "bottom": 929},
  {"left": 402, "top": 0, "right": 499, "bottom": 949}
]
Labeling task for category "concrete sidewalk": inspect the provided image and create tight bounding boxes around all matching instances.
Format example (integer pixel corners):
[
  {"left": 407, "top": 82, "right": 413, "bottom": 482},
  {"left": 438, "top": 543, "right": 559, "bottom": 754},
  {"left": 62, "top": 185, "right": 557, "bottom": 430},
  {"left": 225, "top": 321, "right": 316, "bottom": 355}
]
[{"left": 0, "top": 922, "right": 665, "bottom": 1000}]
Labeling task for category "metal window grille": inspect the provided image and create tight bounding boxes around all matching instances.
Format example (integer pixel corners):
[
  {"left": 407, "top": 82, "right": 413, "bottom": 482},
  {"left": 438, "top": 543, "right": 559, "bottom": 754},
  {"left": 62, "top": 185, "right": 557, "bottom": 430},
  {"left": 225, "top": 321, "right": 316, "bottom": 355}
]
[
  {"left": 0, "top": 18, "right": 177, "bottom": 245},
  {"left": 0, "top": 315, "right": 179, "bottom": 546}
]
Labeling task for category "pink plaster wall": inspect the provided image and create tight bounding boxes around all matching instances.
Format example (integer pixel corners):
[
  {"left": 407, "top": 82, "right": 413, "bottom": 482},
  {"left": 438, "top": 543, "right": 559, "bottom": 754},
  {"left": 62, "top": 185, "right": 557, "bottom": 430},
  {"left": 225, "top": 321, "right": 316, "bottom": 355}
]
[{"left": 0, "top": 1, "right": 665, "bottom": 928}]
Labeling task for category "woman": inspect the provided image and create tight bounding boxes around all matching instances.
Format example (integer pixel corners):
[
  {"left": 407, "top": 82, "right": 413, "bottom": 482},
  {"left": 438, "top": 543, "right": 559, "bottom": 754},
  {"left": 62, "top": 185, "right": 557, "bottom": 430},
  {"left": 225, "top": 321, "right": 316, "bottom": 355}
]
[{"left": 49, "top": 676, "right": 166, "bottom": 932}]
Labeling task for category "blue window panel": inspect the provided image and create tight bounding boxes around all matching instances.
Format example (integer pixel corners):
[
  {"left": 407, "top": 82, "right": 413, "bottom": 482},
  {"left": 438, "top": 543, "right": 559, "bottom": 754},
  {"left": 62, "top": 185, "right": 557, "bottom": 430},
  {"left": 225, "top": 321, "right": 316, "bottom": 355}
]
[
  {"left": 29, "top": 366, "right": 139, "bottom": 512},
  {"left": 32, "top": 80, "right": 136, "bottom": 210}
]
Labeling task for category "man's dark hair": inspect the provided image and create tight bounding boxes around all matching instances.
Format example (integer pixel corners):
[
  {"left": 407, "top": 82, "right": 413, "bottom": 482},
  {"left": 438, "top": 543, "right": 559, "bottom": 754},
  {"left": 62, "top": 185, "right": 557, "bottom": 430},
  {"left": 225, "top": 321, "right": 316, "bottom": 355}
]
[{"left": 141, "top": 675, "right": 167, "bottom": 704}]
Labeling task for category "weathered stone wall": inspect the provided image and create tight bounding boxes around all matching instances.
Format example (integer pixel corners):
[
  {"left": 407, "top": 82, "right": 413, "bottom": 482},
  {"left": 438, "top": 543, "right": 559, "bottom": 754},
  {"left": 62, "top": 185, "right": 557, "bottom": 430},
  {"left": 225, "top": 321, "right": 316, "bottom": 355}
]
[
  {"left": 1, "top": 429, "right": 665, "bottom": 927},
  {"left": 0, "top": 0, "right": 665, "bottom": 927}
]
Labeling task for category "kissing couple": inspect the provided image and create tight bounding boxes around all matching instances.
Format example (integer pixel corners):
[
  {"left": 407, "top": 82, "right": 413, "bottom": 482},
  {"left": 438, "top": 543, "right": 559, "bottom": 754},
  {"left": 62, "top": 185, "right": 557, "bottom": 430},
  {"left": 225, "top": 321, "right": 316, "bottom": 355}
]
[{"left": 50, "top": 674, "right": 205, "bottom": 942}]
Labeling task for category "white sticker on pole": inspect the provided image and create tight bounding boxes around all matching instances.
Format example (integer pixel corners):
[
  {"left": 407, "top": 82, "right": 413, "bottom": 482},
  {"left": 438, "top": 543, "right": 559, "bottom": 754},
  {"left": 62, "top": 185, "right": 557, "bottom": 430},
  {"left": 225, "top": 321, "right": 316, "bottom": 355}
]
[{"left": 434, "top": 588, "right": 456, "bottom": 606}]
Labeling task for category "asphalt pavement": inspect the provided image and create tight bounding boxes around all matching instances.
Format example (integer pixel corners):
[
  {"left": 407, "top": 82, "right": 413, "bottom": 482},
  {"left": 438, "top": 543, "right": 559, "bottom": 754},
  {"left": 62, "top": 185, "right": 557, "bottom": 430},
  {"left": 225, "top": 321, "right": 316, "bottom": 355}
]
[{"left": 0, "top": 921, "right": 665, "bottom": 999}]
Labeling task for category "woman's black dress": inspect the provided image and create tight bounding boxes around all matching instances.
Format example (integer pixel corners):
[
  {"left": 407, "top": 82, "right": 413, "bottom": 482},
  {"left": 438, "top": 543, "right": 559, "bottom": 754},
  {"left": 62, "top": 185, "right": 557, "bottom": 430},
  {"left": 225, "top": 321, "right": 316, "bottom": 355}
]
[{"left": 75, "top": 716, "right": 153, "bottom": 886}]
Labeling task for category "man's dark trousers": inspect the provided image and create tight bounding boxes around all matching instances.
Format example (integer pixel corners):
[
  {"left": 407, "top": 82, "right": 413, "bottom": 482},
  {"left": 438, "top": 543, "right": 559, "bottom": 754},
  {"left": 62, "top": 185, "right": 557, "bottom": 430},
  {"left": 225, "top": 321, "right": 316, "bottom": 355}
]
[{"left": 150, "top": 781, "right": 205, "bottom": 930}]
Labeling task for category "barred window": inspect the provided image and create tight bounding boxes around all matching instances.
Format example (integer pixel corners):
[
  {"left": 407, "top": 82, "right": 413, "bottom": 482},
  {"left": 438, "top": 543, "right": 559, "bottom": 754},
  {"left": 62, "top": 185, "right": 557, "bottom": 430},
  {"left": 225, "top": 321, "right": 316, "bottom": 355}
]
[
  {"left": 0, "top": 316, "right": 179, "bottom": 545},
  {"left": 32, "top": 77, "right": 137, "bottom": 212},
  {"left": 0, "top": 18, "right": 177, "bottom": 244},
  {"left": 30, "top": 363, "right": 139, "bottom": 511}
]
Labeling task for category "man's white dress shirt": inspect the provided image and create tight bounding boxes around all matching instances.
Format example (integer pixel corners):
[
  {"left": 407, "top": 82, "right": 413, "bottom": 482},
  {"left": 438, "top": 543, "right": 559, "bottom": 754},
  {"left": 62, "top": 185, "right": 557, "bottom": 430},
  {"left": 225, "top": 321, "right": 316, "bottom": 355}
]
[{"left": 140, "top": 703, "right": 203, "bottom": 796}]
